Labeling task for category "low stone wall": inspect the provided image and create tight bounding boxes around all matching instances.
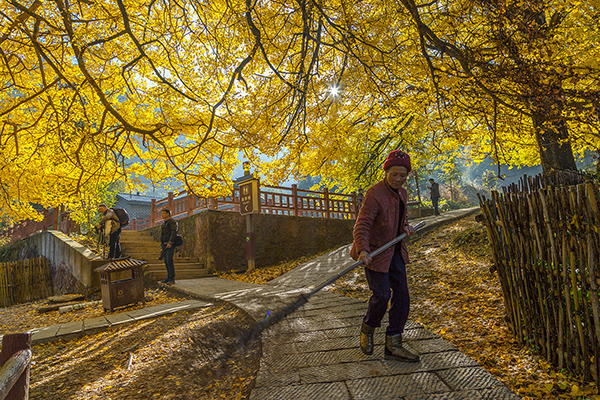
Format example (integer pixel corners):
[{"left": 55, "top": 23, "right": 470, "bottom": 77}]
[
  {"left": 148, "top": 211, "right": 355, "bottom": 273},
  {"left": 16, "top": 231, "right": 104, "bottom": 295}
]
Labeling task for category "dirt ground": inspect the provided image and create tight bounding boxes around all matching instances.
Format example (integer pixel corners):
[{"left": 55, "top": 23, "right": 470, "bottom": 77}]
[
  {"left": 4, "top": 214, "right": 600, "bottom": 399},
  {"left": 28, "top": 304, "right": 260, "bottom": 399},
  {"left": 330, "top": 216, "right": 599, "bottom": 400},
  {"left": 0, "top": 286, "right": 185, "bottom": 336},
  {"left": 1, "top": 283, "right": 260, "bottom": 400}
]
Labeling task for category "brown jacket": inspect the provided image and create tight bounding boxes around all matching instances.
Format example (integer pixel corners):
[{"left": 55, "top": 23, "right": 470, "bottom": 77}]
[
  {"left": 350, "top": 179, "right": 410, "bottom": 272},
  {"left": 99, "top": 209, "right": 120, "bottom": 235}
]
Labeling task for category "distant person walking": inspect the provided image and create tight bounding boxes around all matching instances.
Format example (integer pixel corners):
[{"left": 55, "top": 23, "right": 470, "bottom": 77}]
[
  {"left": 160, "top": 209, "right": 178, "bottom": 285},
  {"left": 97, "top": 204, "right": 121, "bottom": 259},
  {"left": 350, "top": 150, "right": 420, "bottom": 363},
  {"left": 427, "top": 178, "right": 441, "bottom": 216}
]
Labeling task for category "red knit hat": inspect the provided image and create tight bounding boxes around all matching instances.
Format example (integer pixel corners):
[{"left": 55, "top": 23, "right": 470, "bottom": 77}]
[{"left": 383, "top": 150, "right": 411, "bottom": 172}]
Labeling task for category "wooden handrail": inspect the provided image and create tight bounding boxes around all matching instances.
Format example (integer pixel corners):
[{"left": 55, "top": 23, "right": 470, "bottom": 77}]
[
  {"left": 0, "top": 333, "right": 31, "bottom": 400},
  {"left": 0, "top": 350, "right": 31, "bottom": 400}
]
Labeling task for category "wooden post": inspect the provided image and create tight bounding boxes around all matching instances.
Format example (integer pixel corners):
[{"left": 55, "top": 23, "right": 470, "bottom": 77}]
[
  {"left": 64, "top": 212, "right": 71, "bottom": 235},
  {"left": 208, "top": 197, "right": 218, "bottom": 210},
  {"left": 150, "top": 199, "right": 156, "bottom": 226},
  {"left": 246, "top": 214, "right": 255, "bottom": 271},
  {"left": 292, "top": 184, "right": 299, "bottom": 216},
  {"left": 52, "top": 208, "right": 59, "bottom": 230},
  {"left": 187, "top": 194, "right": 194, "bottom": 216},
  {"left": 351, "top": 191, "right": 357, "bottom": 219},
  {"left": 324, "top": 187, "right": 330, "bottom": 219},
  {"left": 0, "top": 332, "right": 31, "bottom": 400}
]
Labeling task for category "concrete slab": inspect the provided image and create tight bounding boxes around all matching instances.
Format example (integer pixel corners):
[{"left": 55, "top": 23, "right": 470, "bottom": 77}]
[
  {"left": 104, "top": 313, "right": 135, "bottom": 327},
  {"left": 83, "top": 316, "right": 110, "bottom": 332},
  {"left": 56, "top": 321, "right": 84, "bottom": 338},
  {"left": 31, "top": 324, "right": 61, "bottom": 344}
]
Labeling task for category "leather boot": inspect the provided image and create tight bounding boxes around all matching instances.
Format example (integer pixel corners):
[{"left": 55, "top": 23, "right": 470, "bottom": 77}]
[
  {"left": 360, "top": 322, "right": 375, "bottom": 355},
  {"left": 385, "top": 334, "right": 420, "bottom": 362}
]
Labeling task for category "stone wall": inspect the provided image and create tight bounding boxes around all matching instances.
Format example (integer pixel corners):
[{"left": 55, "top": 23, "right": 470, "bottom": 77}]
[
  {"left": 148, "top": 211, "right": 355, "bottom": 273},
  {"left": 15, "top": 231, "right": 104, "bottom": 295}
]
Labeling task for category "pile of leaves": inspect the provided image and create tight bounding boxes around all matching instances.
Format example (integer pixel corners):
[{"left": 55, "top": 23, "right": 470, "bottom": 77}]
[
  {"left": 0, "top": 288, "right": 182, "bottom": 335},
  {"left": 69, "top": 232, "right": 109, "bottom": 258},
  {"left": 329, "top": 217, "right": 599, "bottom": 400},
  {"left": 29, "top": 305, "right": 260, "bottom": 399},
  {"left": 217, "top": 249, "right": 332, "bottom": 284}
]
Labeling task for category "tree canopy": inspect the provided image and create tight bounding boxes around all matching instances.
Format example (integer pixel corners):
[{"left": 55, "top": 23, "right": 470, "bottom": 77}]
[{"left": 1, "top": 0, "right": 598, "bottom": 221}]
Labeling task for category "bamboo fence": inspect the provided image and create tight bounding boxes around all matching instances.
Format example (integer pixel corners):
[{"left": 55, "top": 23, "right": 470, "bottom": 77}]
[
  {"left": 478, "top": 174, "right": 600, "bottom": 383},
  {"left": 0, "top": 257, "right": 53, "bottom": 307}
]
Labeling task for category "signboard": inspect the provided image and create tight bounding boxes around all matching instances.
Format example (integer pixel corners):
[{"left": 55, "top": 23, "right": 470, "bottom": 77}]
[{"left": 240, "top": 179, "right": 260, "bottom": 215}]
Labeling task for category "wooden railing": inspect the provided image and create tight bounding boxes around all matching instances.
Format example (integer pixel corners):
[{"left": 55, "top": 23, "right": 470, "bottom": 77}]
[
  {"left": 0, "top": 208, "right": 78, "bottom": 244},
  {"left": 0, "top": 333, "right": 31, "bottom": 400},
  {"left": 122, "top": 217, "right": 151, "bottom": 231},
  {"left": 150, "top": 184, "right": 361, "bottom": 226}
]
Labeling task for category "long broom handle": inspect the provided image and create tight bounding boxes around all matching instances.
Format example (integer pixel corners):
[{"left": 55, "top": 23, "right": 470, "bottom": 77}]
[
  {"left": 254, "top": 220, "right": 427, "bottom": 333},
  {"left": 306, "top": 220, "right": 427, "bottom": 298}
]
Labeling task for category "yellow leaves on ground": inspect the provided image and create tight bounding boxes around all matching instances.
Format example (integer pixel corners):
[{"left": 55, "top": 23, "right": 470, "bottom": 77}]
[
  {"left": 217, "top": 249, "right": 333, "bottom": 284},
  {"left": 28, "top": 305, "right": 260, "bottom": 399},
  {"left": 332, "top": 216, "right": 598, "bottom": 400},
  {"left": 0, "top": 288, "right": 179, "bottom": 335}
]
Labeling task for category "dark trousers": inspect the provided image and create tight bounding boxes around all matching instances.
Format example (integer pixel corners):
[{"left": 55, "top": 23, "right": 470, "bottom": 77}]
[
  {"left": 108, "top": 228, "right": 121, "bottom": 259},
  {"left": 363, "top": 250, "right": 410, "bottom": 336},
  {"left": 432, "top": 197, "right": 440, "bottom": 215},
  {"left": 162, "top": 244, "right": 175, "bottom": 281}
]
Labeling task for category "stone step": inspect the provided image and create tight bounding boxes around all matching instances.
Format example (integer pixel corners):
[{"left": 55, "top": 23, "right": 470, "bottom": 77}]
[
  {"left": 148, "top": 268, "right": 211, "bottom": 280},
  {"left": 123, "top": 251, "right": 195, "bottom": 260},
  {"left": 121, "top": 230, "right": 153, "bottom": 237},
  {"left": 120, "top": 238, "right": 160, "bottom": 245},
  {"left": 144, "top": 263, "right": 210, "bottom": 280},
  {"left": 141, "top": 257, "right": 200, "bottom": 265},
  {"left": 120, "top": 244, "right": 162, "bottom": 253},
  {"left": 146, "top": 261, "right": 203, "bottom": 268}
]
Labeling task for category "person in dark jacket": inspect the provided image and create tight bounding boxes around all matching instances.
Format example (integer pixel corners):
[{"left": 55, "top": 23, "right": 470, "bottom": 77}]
[
  {"left": 97, "top": 204, "right": 121, "bottom": 259},
  {"left": 427, "top": 178, "right": 441, "bottom": 216},
  {"left": 160, "top": 209, "right": 178, "bottom": 285},
  {"left": 350, "top": 150, "right": 419, "bottom": 362}
]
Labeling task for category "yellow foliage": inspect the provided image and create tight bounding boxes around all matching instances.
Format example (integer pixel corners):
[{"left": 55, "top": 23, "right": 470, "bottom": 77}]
[{"left": 1, "top": 0, "right": 599, "bottom": 221}]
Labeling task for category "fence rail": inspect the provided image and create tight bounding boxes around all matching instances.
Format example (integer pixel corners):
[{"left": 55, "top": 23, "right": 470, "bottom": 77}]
[
  {"left": 478, "top": 178, "right": 600, "bottom": 383},
  {"left": 150, "top": 183, "right": 363, "bottom": 226},
  {"left": 0, "top": 208, "right": 78, "bottom": 244},
  {"left": 0, "top": 333, "right": 31, "bottom": 400},
  {"left": 0, "top": 258, "right": 53, "bottom": 307}
]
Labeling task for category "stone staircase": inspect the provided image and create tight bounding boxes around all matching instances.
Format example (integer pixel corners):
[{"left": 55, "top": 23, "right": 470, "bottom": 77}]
[{"left": 120, "top": 230, "right": 210, "bottom": 280}]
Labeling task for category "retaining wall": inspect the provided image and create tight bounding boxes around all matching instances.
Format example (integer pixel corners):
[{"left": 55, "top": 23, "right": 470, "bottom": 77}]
[
  {"left": 148, "top": 210, "right": 355, "bottom": 273},
  {"left": 17, "top": 231, "right": 104, "bottom": 295}
]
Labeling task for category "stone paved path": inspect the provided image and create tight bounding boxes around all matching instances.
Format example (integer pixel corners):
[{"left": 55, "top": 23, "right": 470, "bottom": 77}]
[
  {"left": 174, "top": 207, "right": 521, "bottom": 399},
  {"left": 8, "top": 207, "right": 520, "bottom": 399}
]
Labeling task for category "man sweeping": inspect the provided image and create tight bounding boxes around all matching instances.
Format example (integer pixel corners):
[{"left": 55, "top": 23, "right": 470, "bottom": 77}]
[{"left": 350, "top": 150, "right": 420, "bottom": 362}]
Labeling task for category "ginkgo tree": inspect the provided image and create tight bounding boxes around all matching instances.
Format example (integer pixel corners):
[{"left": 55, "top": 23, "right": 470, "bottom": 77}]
[{"left": 1, "top": 0, "right": 598, "bottom": 222}]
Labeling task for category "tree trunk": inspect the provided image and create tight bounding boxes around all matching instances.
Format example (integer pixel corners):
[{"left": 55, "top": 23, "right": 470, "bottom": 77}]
[{"left": 532, "top": 112, "right": 577, "bottom": 173}]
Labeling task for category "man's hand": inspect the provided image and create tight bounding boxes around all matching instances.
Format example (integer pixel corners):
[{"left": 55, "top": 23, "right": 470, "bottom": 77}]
[
  {"left": 359, "top": 251, "right": 372, "bottom": 266},
  {"left": 166, "top": 243, "right": 172, "bottom": 248},
  {"left": 404, "top": 224, "right": 416, "bottom": 237}
]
